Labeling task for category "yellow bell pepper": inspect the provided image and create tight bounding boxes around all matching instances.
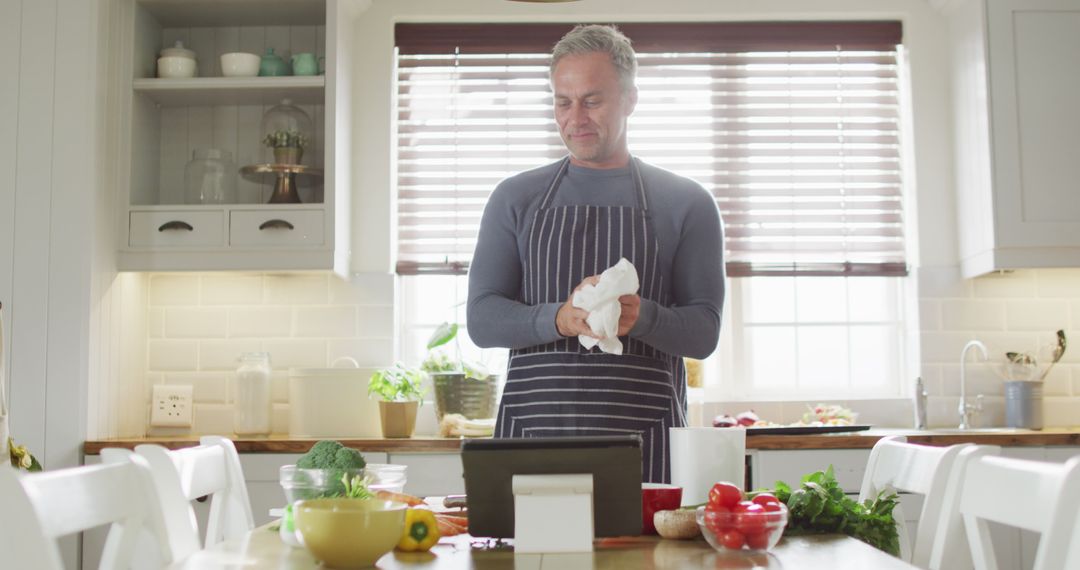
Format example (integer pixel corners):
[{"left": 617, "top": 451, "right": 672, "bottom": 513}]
[{"left": 397, "top": 508, "right": 440, "bottom": 552}]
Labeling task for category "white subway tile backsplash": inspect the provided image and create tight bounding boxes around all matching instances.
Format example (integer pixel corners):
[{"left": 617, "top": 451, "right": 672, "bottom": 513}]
[
  {"left": 972, "top": 272, "right": 1037, "bottom": 298},
  {"left": 919, "top": 332, "right": 974, "bottom": 364},
  {"left": 330, "top": 273, "right": 395, "bottom": 305},
  {"left": 357, "top": 305, "right": 395, "bottom": 332},
  {"left": 192, "top": 403, "right": 235, "bottom": 435},
  {"left": 328, "top": 338, "right": 395, "bottom": 367},
  {"left": 148, "top": 308, "right": 164, "bottom": 338},
  {"left": 148, "top": 340, "right": 199, "bottom": 371},
  {"left": 1004, "top": 300, "right": 1070, "bottom": 331},
  {"left": 165, "top": 308, "right": 228, "bottom": 338},
  {"left": 295, "top": 307, "right": 357, "bottom": 337},
  {"left": 1043, "top": 398, "right": 1080, "bottom": 428},
  {"left": 942, "top": 300, "right": 1005, "bottom": 330},
  {"left": 200, "top": 340, "right": 263, "bottom": 371},
  {"left": 1036, "top": 269, "right": 1080, "bottom": 298},
  {"left": 201, "top": 275, "right": 263, "bottom": 305},
  {"left": 265, "top": 274, "right": 328, "bottom": 305},
  {"left": 229, "top": 307, "right": 292, "bottom": 337},
  {"left": 1041, "top": 371, "right": 1071, "bottom": 397},
  {"left": 940, "top": 363, "right": 1004, "bottom": 396},
  {"left": 162, "top": 372, "right": 230, "bottom": 403},
  {"left": 263, "top": 339, "right": 328, "bottom": 370},
  {"left": 149, "top": 275, "right": 200, "bottom": 306}
]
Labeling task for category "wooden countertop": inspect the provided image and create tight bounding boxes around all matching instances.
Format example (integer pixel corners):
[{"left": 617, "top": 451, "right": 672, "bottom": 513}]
[{"left": 83, "top": 428, "right": 1080, "bottom": 455}]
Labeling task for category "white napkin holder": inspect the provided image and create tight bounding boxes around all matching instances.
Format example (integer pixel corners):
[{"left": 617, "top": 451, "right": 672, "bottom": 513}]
[{"left": 512, "top": 474, "right": 594, "bottom": 553}]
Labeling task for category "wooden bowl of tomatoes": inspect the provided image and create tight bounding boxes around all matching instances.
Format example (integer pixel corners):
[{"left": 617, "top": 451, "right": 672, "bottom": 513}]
[{"left": 696, "top": 482, "right": 788, "bottom": 552}]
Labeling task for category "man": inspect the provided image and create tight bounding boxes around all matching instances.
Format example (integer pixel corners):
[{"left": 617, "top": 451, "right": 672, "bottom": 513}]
[{"left": 466, "top": 24, "right": 725, "bottom": 483}]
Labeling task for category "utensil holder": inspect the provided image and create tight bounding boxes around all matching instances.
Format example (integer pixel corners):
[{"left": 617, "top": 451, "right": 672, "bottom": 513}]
[{"left": 1004, "top": 381, "right": 1043, "bottom": 429}]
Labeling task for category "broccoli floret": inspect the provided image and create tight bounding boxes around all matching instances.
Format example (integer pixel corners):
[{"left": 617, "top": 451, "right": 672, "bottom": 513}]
[
  {"left": 297, "top": 440, "right": 347, "bottom": 469},
  {"left": 332, "top": 446, "right": 366, "bottom": 470},
  {"left": 295, "top": 441, "right": 368, "bottom": 499}
]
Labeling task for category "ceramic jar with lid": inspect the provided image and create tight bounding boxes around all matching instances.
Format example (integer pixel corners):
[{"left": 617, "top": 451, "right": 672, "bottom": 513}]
[{"left": 157, "top": 40, "right": 197, "bottom": 78}]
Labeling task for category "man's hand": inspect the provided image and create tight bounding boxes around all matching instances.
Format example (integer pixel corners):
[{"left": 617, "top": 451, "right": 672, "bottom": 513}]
[
  {"left": 556, "top": 276, "right": 601, "bottom": 338},
  {"left": 617, "top": 294, "right": 641, "bottom": 336}
]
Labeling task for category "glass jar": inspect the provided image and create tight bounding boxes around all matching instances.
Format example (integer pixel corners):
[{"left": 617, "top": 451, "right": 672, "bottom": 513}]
[
  {"left": 260, "top": 98, "right": 313, "bottom": 165},
  {"left": 235, "top": 352, "right": 272, "bottom": 436},
  {"left": 184, "top": 149, "right": 237, "bottom": 204}
]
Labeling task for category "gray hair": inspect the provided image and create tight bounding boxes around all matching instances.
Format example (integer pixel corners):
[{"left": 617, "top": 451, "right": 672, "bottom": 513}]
[{"left": 551, "top": 25, "right": 637, "bottom": 93}]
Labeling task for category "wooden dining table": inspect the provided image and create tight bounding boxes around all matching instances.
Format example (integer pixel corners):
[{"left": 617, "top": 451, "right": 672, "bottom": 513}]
[{"left": 164, "top": 524, "right": 918, "bottom": 569}]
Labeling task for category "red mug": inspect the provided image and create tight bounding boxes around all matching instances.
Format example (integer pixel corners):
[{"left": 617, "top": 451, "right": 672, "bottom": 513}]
[{"left": 641, "top": 483, "right": 683, "bottom": 535}]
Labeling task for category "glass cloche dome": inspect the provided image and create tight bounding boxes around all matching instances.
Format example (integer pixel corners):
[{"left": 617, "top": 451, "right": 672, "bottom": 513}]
[{"left": 260, "top": 98, "right": 313, "bottom": 165}]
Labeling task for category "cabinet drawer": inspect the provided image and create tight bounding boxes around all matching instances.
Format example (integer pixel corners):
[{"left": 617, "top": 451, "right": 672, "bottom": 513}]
[
  {"left": 129, "top": 211, "right": 225, "bottom": 247},
  {"left": 229, "top": 210, "right": 325, "bottom": 247}
]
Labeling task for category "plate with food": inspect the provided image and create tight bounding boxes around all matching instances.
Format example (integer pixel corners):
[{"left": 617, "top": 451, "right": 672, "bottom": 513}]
[{"left": 711, "top": 404, "right": 870, "bottom": 435}]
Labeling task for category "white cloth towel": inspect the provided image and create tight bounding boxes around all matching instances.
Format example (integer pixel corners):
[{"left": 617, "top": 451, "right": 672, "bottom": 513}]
[{"left": 572, "top": 258, "right": 639, "bottom": 355}]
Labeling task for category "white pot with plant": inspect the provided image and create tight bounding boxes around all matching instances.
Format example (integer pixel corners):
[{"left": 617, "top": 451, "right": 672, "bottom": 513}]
[
  {"left": 423, "top": 322, "right": 499, "bottom": 423},
  {"left": 368, "top": 364, "right": 425, "bottom": 438}
]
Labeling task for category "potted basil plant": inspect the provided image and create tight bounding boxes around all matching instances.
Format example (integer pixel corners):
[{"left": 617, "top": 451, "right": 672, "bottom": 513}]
[
  {"left": 368, "top": 363, "right": 424, "bottom": 438},
  {"left": 423, "top": 322, "right": 498, "bottom": 422}
]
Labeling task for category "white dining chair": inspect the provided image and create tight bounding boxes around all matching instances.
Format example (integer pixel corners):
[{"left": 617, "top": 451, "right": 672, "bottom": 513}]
[
  {"left": 857, "top": 435, "right": 978, "bottom": 567},
  {"left": 102, "top": 435, "right": 254, "bottom": 564},
  {"left": 0, "top": 454, "right": 170, "bottom": 570},
  {"left": 930, "top": 448, "right": 1080, "bottom": 570}
]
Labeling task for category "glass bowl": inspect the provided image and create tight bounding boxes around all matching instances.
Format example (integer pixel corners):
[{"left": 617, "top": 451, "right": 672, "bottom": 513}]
[
  {"left": 696, "top": 502, "right": 788, "bottom": 552},
  {"left": 279, "top": 464, "right": 407, "bottom": 503}
]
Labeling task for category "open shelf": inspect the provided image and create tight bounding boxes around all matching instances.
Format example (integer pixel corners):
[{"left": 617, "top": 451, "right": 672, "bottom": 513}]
[{"left": 133, "top": 76, "right": 325, "bottom": 106}]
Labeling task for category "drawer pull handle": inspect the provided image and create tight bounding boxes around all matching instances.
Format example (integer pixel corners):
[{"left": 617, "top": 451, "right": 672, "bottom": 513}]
[
  {"left": 259, "top": 219, "right": 295, "bottom": 231},
  {"left": 158, "top": 220, "right": 194, "bottom": 232}
]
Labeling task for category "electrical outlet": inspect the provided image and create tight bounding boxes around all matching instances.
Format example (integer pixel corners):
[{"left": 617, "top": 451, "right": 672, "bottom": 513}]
[{"left": 150, "top": 385, "right": 194, "bottom": 428}]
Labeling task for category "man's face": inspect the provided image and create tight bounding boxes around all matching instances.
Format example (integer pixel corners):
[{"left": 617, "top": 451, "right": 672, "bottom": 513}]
[{"left": 552, "top": 52, "right": 637, "bottom": 169}]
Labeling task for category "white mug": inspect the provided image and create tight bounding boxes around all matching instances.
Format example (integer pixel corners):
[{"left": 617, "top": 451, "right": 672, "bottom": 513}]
[{"left": 669, "top": 426, "right": 746, "bottom": 505}]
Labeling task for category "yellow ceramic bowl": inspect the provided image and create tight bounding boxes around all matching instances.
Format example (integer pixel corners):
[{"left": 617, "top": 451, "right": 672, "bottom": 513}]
[{"left": 294, "top": 498, "right": 407, "bottom": 569}]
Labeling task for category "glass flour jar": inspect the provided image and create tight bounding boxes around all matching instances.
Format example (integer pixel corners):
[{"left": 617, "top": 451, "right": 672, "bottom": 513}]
[
  {"left": 235, "top": 352, "right": 272, "bottom": 436},
  {"left": 184, "top": 148, "right": 237, "bottom": 204}
]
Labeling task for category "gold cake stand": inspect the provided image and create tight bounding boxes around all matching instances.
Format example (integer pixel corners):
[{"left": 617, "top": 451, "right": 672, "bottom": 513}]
[{"left": 240, "top": 164, "right": 324, "bottom": 204}]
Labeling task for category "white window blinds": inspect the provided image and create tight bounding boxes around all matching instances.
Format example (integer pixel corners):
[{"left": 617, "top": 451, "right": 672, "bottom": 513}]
[{"left": 395, "top": 22, "right": 906, "bottom": 277}]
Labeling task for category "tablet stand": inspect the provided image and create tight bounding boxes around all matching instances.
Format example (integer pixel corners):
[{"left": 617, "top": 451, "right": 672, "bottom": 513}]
[{"left": 512, "top": 474, "right": 594, "bottom": 553}]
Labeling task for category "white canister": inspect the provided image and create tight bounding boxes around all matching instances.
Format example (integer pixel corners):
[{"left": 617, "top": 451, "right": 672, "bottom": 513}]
[
  {"left": 288, "top": 358, "right": 381, "bottom": 438},
  {"left": 669, "top": 426, "right": 747, "bottom": 505},
  {"left": 235, "top": 352, "right": 272, "bottom": 436},
  {"left": 157, "top": 40, "right": 198, "bottom": 78}
]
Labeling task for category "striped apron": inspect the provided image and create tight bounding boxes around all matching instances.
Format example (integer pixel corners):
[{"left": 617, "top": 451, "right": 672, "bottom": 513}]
[{"left": 494, "top": 156, "right": 687, "bottom": 483}]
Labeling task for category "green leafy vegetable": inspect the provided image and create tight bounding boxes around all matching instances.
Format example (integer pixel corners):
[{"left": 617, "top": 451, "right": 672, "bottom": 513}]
[
  {"left": 368, "top": 363, "right": 425, "bottom": 402},
  {"left": 341, "top": 473, "right": 374, "bottom": 499},
  {"left": 763, "top": 465, "right": 900, "bottom": 557},
  {"left": 426, "top": 322, "right": 459, "bottom": 350}
]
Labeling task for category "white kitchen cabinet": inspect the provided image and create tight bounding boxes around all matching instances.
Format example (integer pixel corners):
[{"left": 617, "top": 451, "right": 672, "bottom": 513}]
[
  {"left": 949, "top": 0, "right": 1080, "bottom": 278},
  {"left": 387, "top": 452, "right": 466, "bottom": 498},
  {"left": 111, "top": 0, "right": 358, "bottom": 272}
]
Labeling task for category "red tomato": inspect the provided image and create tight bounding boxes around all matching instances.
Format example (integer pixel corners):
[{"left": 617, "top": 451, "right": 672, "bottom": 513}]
[
  {"left": 719, "top": 529, "right": 746, "bottom": 550},
  {"left": 745, "top": 531, "right": 771, "bottom": 550},
  {"left": 751, "top": 493, "right": 780, "bottom": 508},
  {"left": 758, "top": 501, "right": 782, "bottom": 512},
  {"left": 708, "top": 482, "right": 743, "bottom": 509},
  {"left": 704, "top": 503, "right": 732, "bottom": 534},
  {"left": 734, "top": 502, "right": 766, "bottom": 535}
]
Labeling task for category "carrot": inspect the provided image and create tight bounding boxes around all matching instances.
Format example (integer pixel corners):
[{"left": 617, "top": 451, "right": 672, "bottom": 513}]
[
  {"left": 435, "top": 514, "right": 468, "bottom": 536},
  {"left": 374, "top": 490, "right": 425, "bottom": 507}
]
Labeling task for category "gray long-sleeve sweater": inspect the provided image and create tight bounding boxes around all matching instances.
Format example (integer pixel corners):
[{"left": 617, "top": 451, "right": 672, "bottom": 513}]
[{"left": 466, "top": 158, "right": 725, "bottom": 359}]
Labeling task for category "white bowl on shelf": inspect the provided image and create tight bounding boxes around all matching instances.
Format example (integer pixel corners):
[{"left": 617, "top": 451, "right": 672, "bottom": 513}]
[
  {"left": 157, "top": 56, "right": 196, "bottom": 78},
  {"left": 220, "top": 52, "right": 260, "bottom": 77}
]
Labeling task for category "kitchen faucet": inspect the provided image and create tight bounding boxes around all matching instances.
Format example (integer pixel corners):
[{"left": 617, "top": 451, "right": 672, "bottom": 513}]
[{"left": 959, "top": 340, "right": 988, "bottom": 430}]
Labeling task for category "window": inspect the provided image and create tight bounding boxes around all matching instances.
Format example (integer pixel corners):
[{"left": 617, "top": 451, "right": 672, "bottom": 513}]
[{"left": 395, "top": 22, "right": 912, "bottom": 400}]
